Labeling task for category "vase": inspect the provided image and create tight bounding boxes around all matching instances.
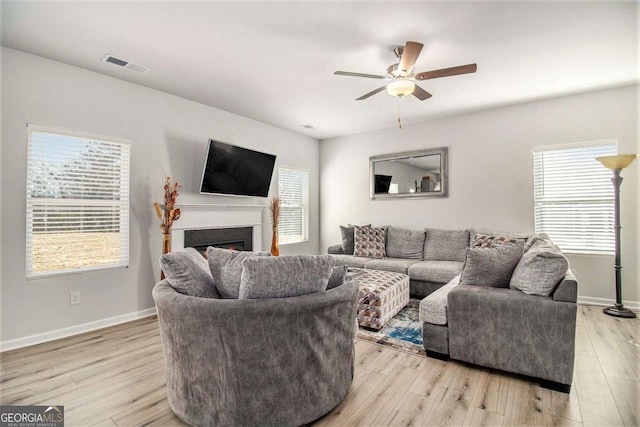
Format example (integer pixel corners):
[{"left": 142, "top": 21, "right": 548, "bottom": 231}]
[
  {"left": 270, "top": 226, "right": 279, "bottom": 256},
  {"left": 161, "top": 232, "right": 171, "bottom": 280}
]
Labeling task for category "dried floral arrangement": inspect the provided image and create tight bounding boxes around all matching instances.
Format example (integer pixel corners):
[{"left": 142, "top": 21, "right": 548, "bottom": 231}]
[
  {"left": 154, "top": 176, "right": 181, "bottom": 233},
  {"left": 269, "top": 197, "right": 281, "bottom": 228}
]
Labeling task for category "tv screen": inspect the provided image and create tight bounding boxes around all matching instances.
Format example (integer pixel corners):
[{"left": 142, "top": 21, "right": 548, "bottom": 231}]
[{"left": 200, "top": 140, "right": 276, "bottom": 197}]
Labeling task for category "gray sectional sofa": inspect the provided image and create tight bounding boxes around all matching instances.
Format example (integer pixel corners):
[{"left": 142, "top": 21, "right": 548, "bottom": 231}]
[
  {"left": 328, "top": 225, "right": 578, "bottom": 393},
  {"left": 329, "top": 226, "right": 471, "bottom": 298}
]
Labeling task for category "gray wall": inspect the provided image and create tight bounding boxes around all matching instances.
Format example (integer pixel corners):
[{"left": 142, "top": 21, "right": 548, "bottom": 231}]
[
  {"left": 0, "top": 47, "right": 320, "bottom": 343},
  {"left": 320, "top": 85, "right": 639, "bottom": 306}
]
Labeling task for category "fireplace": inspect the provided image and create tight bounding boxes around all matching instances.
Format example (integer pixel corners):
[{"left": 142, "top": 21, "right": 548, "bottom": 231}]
[
  {"left": 184, "top": 227, "right": 253, "bottom": 254},
  {"left": 170, "top": 203, "right": 263, "bottom": 254}
]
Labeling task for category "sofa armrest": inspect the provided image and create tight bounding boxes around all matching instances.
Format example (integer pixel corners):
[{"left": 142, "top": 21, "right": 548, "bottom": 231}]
[
  {"left": 553, "top": 270, "right": 578, "bottom": 303},
  {"left": 447, "top": 284, "right": 576, "bottom": 386},
  {"left": 328, "top": 244, "right": 344, "bottom": 255}
]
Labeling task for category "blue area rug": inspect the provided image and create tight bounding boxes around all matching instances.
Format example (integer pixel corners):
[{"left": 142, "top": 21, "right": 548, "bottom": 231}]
[{"left": 356, "top": 299, "right": 426, "bottom": 357}]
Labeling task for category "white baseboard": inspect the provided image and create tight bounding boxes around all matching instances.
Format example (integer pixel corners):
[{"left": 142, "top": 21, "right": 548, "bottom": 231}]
[
  {"left": 577, "top": 296, "right": 640, "bottom": 311},
  {"left": 0, "top": 307, "right": 157, "bottom": 353}
]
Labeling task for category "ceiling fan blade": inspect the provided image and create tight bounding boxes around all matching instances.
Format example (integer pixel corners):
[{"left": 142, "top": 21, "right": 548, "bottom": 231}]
[
  {"left": 399, "top": 41, "right": 424, "bottom": 73},
  {"left": 334, "top": 71, "right": 387, "bottom": 79},
  {"left": 415, "top": 63, "right": 477, "bottom": 80},
  {"left": 356, "top": 86, "right": 387, "bottom": 100},
  {"left": 412, "top": 85, "right": 432, "bottom": 101}
]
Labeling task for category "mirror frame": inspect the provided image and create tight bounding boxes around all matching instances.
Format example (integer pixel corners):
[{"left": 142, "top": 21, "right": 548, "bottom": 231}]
[{"left": 369, "top": 147, "right": 448, "bottom": 200}]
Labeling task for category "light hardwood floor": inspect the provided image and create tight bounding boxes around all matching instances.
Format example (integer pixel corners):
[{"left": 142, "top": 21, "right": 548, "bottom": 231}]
[{"left": 1, "top": 305, "right": 637, "bottom": 426}]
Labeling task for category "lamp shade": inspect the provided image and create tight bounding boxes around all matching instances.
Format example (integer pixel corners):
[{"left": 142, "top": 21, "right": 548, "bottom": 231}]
[
  {"left": 387, "top": 79, "right": 415, "bottom": 97},
  {"left": 596, "top": 154, "right": 638, "bottom": 170}
]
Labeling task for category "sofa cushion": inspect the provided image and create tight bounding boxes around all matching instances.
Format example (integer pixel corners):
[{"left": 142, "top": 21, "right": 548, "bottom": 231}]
[
  {"left": 330, "top": 254, "right": 372, "bottom": 268},
  {"left": 340, "top": 224, "right": 371, "bottom": 255},
  {"left": 160, "top": 248, "right": 220, "bottom": 298},
  {"left": 207, "top": 248, "right": 271, "bottom": 299},
  {"left": 419, "top": 275, "right": 461, "bottom": 326},
  {"left": 353, "top": 226, "right": 386, "bottom": 258},
  {"left": 407, "top": 260, "right": 464, "bottom": 284},
  {"left": 385, "top": 226, "right": 425, "bottom": 259},
  {"left": 459, "top": 240, "right": 524, "bottom": 288},
  {"left": 510, "top": 237, "right": 569, "bottom": 297},
  {"left": 423, "top": 228, "right": 470, "bottom": 262},
  {"left": 239, "top": 255, "right": 334, "bottom": 299},
  {"left": 327, "top": 265, "right": 349, "bottom": 290},
  {"left": 363, "top": 257, "right": 421, "bottom": 274}
]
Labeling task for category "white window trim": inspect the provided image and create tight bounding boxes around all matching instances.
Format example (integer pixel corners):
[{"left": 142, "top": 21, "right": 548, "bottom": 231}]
[
  {"left": 277, "top": 165, "right": 310, "bottom": 246},
  {"left": 532, "top": 139, "right": 617, "bottom": 256},
  {"left": 26, "top": 124, "right": 131, "bottom": 279}
]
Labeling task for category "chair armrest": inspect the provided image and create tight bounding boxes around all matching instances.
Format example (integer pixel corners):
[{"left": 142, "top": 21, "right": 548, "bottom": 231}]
[{"left": 328, "top": 244, "right": 344, "bottom": 255}]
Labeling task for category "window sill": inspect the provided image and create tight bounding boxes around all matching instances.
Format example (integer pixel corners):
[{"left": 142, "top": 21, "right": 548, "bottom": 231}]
[
  {"left": 27, "top": 264, "right": 129, "bottom": 280},
  {"left": 563, "top": 252, "right": 614, "bottom": 258},
  {"left": 278, "top": 240, "right": 309, "bottom": 247}
]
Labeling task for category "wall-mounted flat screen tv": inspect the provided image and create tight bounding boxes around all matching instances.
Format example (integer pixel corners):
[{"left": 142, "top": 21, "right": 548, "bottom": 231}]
[{"left": 200, "top": 139, "right": 277, "bottom": 197}]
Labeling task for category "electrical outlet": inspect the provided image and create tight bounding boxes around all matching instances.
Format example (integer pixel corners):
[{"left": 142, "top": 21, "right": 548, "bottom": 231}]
[{"left": 70, "top": 291, "right": 80, "bottom": 305}]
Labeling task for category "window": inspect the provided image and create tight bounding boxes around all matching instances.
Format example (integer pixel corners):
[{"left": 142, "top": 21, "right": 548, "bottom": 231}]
[
  {"left": 277, "top": 166, "right": 309, "bottom": 245},
  {"left": 26, "top": 125, "right": 130, "bottom": 278},
  {"left": 532, "top": 140, "right": 616, "bottom": 255}
]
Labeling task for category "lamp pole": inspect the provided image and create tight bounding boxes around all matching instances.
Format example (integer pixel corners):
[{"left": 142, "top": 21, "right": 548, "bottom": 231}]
[{"left": 596, "top": 154, "right": 637, "bottom": 319}]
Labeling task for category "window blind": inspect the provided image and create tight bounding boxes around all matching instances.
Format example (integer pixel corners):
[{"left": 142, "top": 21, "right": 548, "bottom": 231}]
[
  {"left": 26, "top": 125, "right": 130, "bottom": 278},
  {"left": 532, "top": 140, "right": 616, "bottom": 255},
  {"left": 277, "top": 166, "right": 309, "bottom": 245}
]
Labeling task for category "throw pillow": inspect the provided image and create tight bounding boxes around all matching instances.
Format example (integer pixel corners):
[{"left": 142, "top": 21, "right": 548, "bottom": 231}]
[
  {"left": 160, "top": 248, "right": 220, "bottom": 298},
  {"left": 340, "top": 224, "right": 371, "bottom": 255},
  {"left": 510, "top": 238, "right": 569, "bottom": 297},
  {"left": 423, "top": 228, "right": 470, "bottom": 262},
  {"left": 353, "top": 226, "right": 386, "bottom": 258},
  {"left": 327, "top": 265, "right": 349, "bottom": 290},
  {"left": 471, "top": 234, "right": 521, "bottom": 249},
  {"left": 459, "top": 240, "right": 525, "bottom": 288},
  {"left": 207, "top": 247, "right": 270, "bottom": 299},
  {"left": 386, "top": 226, "right": 426, "bottom": 259},
  {"left": 239, "top": 255, "right": 335, "bottom": 299}
]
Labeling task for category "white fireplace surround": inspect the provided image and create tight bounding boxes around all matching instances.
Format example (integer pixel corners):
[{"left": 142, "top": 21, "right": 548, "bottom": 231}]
[{"left": 171, "top": 204, "right": 264, "bottom": 252}]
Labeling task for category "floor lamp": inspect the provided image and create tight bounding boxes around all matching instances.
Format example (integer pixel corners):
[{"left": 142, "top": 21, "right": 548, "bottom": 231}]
[{"left": 595, "top": 154, "right": 638, "bottom": 318}]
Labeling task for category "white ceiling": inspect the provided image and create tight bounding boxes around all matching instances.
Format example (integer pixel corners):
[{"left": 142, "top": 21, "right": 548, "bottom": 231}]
[{"left": 1, "top": 1, "right": 637, "bottom": 140}]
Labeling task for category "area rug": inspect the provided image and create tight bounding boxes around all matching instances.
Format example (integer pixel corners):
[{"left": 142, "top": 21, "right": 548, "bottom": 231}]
[{"left": 356, "top": 298, "right": 426, "bottom": 357}]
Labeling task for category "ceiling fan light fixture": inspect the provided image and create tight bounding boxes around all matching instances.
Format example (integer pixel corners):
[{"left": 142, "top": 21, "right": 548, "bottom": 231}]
[{"left": 387, "top": 79, "right": 415, "bottom": 97}]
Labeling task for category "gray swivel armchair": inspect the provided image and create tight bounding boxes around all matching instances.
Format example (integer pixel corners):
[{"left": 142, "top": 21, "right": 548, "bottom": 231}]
[{"left": 153, "top": 279, "right": 358, "bottom": 427}]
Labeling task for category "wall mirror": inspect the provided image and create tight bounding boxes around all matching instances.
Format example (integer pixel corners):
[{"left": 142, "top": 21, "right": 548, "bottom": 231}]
[{"left": 370, "top": 147, "right": 448, "bottom": 199}]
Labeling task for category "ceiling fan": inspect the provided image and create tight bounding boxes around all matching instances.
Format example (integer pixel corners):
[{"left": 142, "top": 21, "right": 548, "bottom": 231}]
[{"left": 334, "top": 41, "right": 477, "bottom": 101}]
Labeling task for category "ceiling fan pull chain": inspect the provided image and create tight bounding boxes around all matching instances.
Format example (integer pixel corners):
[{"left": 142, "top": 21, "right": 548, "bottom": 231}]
[{"left": 397, "top": 98, "right": 403, "bottom": 129}]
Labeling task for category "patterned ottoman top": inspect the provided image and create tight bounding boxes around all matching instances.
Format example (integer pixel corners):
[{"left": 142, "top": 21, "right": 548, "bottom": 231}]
[{"left": 347, "top": 268, "right": 409, "bottom": 294}]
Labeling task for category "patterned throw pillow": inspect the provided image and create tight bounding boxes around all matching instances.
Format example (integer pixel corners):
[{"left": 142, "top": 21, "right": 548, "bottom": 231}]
[
  {"left": 160, "top": 248, "right": 220, "bottom": 298},
  {"left": 353, "top": 226, "right": 386, "bottom": 258},
  {"left": 471, "top": 234, "right": 520, "bottom": 249},
  {"left": 340, "top": 224, "right": 371, "bottom": 255}
]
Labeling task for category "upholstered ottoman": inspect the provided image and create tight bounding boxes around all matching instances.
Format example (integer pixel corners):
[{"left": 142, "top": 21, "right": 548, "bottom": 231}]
[{"left": 349, "top": 268, "right": 410, "bottom": 330}]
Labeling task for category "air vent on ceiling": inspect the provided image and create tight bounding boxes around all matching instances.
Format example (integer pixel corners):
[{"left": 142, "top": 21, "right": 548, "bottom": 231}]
[{"left": 102, "top": 54, "right": 148, "bottom": 73}]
